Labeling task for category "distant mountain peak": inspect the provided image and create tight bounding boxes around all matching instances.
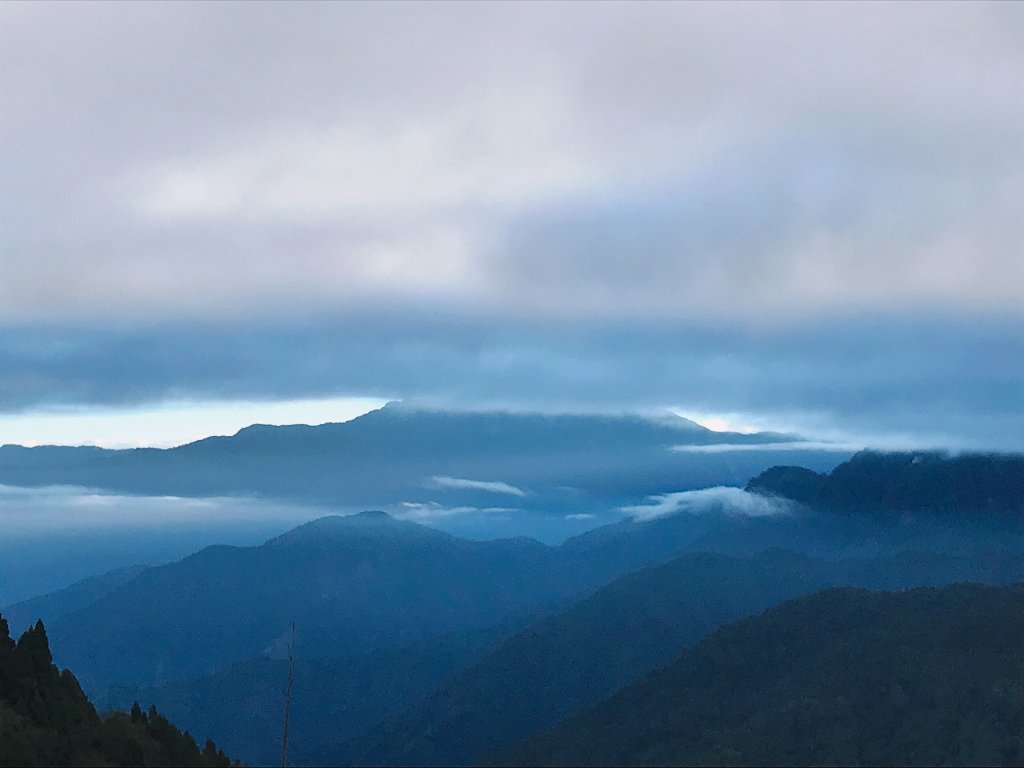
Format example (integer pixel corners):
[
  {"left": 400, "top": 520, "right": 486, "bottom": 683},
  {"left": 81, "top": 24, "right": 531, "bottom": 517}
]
[
  {"left": 234, "top": 422, "right": 275, "bottom": 435},
  {"left": 268, "top": 512, "right": 453, "bottom": 547},
  {"left": 307, "top": 511, "right": 399, "bottom": 528},
  {"left": 649, "top": 411, "right": 709, "bottom": 431},
  {"left": 354, "top": 509, "right": 391, "bottom": 519}
]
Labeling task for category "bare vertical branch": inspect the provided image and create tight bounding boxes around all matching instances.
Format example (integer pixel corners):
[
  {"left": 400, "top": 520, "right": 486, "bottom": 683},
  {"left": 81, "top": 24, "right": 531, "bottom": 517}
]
[{"left": 280, "top": 621, "right": 296, "bottom": 768}]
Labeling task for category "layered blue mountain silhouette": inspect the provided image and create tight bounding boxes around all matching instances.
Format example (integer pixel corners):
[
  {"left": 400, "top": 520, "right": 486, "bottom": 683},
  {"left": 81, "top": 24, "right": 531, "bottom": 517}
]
[
  {"left": 0, "top": 403, "right": 849, "bottom": 533},
  {"left": 3, "top": 429, "right": 1022, "bottom": 766}
]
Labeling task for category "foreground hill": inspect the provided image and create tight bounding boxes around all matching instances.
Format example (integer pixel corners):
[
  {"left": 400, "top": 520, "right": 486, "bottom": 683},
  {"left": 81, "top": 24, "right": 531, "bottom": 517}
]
[
  {"left": 106, "top": 626, "right": 514, "bottom": 767},
  {"left": 44, "top": 506, "right": 794, "bottom": 698},
  {"left": 492, "top": 583, "right": 1024, "bottom": 767},
  {"left": 0, "top": 616, "right": 234, "bottom": 767},
  {"left": 46, "top": 511, "right": 571, "bottom": 691},
  {"left": 329, "top": 550, "right": 1024, "bottom": 767}
]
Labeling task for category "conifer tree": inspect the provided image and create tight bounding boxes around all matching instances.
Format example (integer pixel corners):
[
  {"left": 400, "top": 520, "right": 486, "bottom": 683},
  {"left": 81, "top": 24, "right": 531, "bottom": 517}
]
[
  {"left": 0, "top": 618, "right": 238, "bottom": 766},
  {"left": 15, "top": 621, "right": 53, "bottom": 678},
  {"left": 131, "top": 700, "right": 146, "bottom": 724},
  {"left": 0, "top": 614, "right": 14, "bottom": 698}
]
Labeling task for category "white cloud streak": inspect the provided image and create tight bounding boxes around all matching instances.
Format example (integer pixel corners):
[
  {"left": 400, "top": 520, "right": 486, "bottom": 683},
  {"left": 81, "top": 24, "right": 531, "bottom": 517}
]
[
  {"left": 671, "top": 441, "right": 864, "bottom": 454},
  {"left": 429, "top": 476, "right": 527, "bottom": 498},
  {"left": 397, "top": 500, "right": 516, "bottom": 522},
  {"left": 620, "top": 486, "right": 795, "bottom": 522}
]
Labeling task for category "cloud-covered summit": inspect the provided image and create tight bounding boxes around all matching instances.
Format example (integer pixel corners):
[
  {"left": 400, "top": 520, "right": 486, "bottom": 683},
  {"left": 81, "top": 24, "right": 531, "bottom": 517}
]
[{"left": 2, "top": 314, "right": 1019, "bottom": 450}]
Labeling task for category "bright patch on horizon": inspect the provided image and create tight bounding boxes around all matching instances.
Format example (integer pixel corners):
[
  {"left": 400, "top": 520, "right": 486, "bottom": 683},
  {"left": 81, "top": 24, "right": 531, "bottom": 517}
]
[
  {"left": 0, "top": 396, "right": 388, "bottom": 449},
  {"left": 672, "top": 411, "right": 760, "bottom": 434}
]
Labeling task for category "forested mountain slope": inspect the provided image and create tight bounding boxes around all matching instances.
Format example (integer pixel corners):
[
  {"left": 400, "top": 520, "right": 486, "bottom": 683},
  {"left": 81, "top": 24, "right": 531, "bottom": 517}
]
[
  {"left": 492, "top": 583, "right": 1024, "bottom": 767},
  {"left": 327, "top": 550, "right": 1024, "bottom": 767},
  {"left": 748, "top": 449, "right": 1024, "bottom": 517}
]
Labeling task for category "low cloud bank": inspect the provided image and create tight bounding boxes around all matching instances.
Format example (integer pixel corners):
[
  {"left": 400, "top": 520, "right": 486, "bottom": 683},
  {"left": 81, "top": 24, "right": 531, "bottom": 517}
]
[
  {"left": 620, "top": 486, "right": 795, "bottom": 522},
  {"left": 2, "top": 315, "right": 1020, "bottom": 452},
  {"left": 397, "top": 501, "right": 517, "bottom": 522},
  {"left": 0, "top": 483, "right": 327, "bottom": 535},
  {"left": 0, "top": 484, "right": 335, "bottom": 605},
  {"left": 671, "top": 441, "right": 863, "bottom": 454}
]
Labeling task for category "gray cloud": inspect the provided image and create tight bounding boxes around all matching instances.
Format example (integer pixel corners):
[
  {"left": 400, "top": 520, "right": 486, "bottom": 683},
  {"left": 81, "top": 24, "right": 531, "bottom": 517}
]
[
  {"left": 0, "top": 2, "right": 1020, "bottom": 323},
  {"left": 0, "top": 313, "right": 1020, "bottom": 450},
  {"left": 0, "top": 3, "right": 1020, "bottom": 452}
]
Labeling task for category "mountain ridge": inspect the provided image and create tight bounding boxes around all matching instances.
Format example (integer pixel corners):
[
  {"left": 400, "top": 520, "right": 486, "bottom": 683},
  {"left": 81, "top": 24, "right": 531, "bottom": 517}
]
[
  {"left": 490, "top": 582, "right": 1024, "bottom": 767},
  {"left": 748, "top": 449, "right": 1024, "bottom": 516},
  {"left": 328, "top": 548, "right": 1024, "bottom": 767}
]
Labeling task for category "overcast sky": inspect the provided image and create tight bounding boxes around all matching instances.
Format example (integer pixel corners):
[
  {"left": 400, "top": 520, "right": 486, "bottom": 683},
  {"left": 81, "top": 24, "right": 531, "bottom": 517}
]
[{"left": 1, "top": 1, "right": 1021, "bottom": 449}]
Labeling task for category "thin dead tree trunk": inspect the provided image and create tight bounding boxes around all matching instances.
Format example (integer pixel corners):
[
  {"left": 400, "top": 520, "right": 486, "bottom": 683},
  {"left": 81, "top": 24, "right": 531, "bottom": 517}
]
[{"left": 281, "top": 621, "right": 296, "bottom": 768}]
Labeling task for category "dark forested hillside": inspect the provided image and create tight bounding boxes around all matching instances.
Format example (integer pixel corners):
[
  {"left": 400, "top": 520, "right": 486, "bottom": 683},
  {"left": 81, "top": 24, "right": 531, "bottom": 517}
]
[
  {"left": 105, "top": 625, "right": 515, "bottom": 767},
  {"left": 492, "top": 583, "right": 1024, "bottom": 767},
  {"left": 0, "top": 615, "right": 235, "bottom": 767},
  {"left": 327, "top": 549, "right": 1024, "bottom": 767},
  {"left": 748, "top": 450, "right": 1024, "bottom": 517}
]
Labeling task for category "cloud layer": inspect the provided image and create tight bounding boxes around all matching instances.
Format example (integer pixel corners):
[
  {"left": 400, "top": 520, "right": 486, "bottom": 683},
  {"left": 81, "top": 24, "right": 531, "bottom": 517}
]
[
  {"left": 1, "top": 315, "right": 1020, "bottom": 449},
  {"left": 1, "top": 2, "right": 1020, "bottom": 323},
  {"left": 0, "top": 3, "right": 1020, "bottom": 450}
]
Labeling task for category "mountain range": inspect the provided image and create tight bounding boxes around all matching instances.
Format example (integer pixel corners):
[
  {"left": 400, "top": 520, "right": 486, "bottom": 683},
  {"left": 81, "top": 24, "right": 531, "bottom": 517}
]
[
  {"left": 3, "top": 443, "right": 1022, "bottom": 766},
  {"left": 0, "top": 403, "right": 851, "bottom": 541}
]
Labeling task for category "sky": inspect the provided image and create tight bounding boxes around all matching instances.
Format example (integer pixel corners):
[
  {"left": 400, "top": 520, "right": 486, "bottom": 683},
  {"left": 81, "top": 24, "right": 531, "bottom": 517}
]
[{"left": 1, "top": 1, "right": 1021, "bottom": 449}]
